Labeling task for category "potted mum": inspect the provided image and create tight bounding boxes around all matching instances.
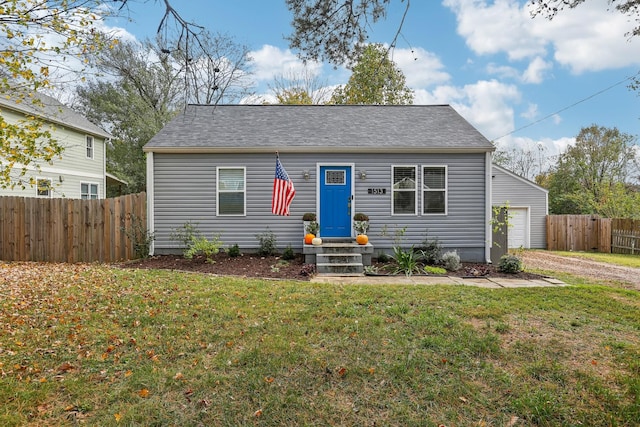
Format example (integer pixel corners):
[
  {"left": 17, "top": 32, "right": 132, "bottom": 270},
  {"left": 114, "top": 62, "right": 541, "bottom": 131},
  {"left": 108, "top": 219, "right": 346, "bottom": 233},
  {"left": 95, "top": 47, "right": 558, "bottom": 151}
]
[{"left": 354, "top": 212, "right": 369, "bottom": 245}]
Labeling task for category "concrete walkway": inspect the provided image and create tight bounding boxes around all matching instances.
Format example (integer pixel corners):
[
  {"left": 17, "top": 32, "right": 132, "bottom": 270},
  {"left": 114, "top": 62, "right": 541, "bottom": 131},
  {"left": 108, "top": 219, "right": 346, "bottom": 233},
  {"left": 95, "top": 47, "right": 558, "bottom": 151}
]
[{"left": 311, "top": 274, "right": 567, "bottom": 288}]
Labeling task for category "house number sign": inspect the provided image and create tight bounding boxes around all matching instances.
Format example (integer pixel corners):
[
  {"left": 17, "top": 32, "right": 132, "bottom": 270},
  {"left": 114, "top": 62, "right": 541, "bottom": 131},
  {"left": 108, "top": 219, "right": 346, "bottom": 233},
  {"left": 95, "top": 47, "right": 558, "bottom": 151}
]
[{"left": 367, "top": 188, "right": 387, "bottom": 195}]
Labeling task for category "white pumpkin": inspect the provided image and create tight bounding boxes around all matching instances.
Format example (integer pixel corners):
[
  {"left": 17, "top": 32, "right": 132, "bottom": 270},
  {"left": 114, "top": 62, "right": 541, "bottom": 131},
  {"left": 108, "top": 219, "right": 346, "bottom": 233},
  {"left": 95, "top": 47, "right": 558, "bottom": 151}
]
[{"left": 311, "top": 237, "right": 322, "bottom": 246}]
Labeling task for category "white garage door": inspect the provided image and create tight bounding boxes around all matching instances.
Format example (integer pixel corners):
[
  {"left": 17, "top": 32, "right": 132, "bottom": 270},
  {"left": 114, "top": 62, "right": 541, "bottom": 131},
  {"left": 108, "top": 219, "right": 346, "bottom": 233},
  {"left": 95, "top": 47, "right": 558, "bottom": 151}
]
[{"left": 508, "top": 208, "right": 529, "bottom": 249}]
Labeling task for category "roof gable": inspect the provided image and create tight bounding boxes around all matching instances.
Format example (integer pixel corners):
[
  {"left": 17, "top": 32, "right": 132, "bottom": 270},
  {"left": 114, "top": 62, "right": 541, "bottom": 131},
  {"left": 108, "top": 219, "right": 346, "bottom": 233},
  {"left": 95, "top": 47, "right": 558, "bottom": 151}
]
[
  {"left": 144, "top": 104, "right": 495, "bottom": 154},
  {"left": 0, "top": 93, "right": 112, "bottom": 139}
]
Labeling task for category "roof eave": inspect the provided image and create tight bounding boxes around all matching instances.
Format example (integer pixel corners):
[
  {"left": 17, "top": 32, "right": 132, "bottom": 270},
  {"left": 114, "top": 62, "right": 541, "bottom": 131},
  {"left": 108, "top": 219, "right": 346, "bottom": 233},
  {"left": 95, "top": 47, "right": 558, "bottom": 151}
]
[{"left": 143, "top": 146, "right": 496, "bottom": 154}]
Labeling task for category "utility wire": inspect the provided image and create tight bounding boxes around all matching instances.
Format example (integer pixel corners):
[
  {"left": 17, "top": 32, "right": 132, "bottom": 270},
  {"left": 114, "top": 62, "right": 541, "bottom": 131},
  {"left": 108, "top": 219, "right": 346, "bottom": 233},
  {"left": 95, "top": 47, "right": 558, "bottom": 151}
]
[{"left": 492, "top": 71, "right": 640, "bottom": 141}]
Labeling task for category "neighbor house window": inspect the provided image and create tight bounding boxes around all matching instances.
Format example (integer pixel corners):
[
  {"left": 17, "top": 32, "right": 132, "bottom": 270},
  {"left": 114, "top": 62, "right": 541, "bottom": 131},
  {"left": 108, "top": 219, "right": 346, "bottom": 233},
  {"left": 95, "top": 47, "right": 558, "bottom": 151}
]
[
  {"left": 217, "top": 167, "right": 245, "bottom": 215},
  {"left": 36, "top": 178, "right": 52, "bottom": 197},
  {"left": 392, "top": 165, "right": 417, "bottom": 215},
  {"left": 422, "top": 166, "right": 447, "bottom": 215},
  {"left": 86, "top": 135, "right": 94, "bottom": 159},
  {"left": 81, "top": 183, "right": 99, "bottom": 200}
]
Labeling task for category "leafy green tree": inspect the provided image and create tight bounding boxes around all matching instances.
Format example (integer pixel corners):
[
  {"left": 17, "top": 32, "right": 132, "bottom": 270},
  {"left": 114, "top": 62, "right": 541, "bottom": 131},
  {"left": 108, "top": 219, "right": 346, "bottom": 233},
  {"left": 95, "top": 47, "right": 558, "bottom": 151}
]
[
  {"left": 269, "top": 68, "right": 331, "bottom": 104},
  {"left": 75, "top": 39, "right": 184, "bottom": 194},
  {"left": 330, "top": 44, "right": 413, "bottom": 105},
  {"left": 548, "top": 125, "right": 639, "bottom": 216}
]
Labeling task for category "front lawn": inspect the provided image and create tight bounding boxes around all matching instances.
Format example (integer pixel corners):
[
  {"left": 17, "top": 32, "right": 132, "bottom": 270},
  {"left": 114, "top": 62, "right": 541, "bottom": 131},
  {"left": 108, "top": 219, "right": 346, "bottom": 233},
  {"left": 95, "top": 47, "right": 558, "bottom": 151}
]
[
  {"left": 1, "top": 262, "right": 638, "bottom": 426},
  {"left": 552, "top": 251, "right": 640, "bottom": 268}
]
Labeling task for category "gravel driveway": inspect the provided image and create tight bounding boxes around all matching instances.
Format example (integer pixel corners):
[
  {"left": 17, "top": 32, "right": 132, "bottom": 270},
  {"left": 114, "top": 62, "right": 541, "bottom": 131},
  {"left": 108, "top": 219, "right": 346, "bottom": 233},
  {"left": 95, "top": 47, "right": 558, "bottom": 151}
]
[{"left": 521, "top": 251, "right": 640, "bottom": 289}]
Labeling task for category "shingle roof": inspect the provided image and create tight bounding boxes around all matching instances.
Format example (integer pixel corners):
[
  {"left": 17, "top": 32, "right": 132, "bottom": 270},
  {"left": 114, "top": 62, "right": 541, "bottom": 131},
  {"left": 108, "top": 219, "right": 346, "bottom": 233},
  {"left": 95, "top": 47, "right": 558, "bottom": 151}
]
[
  {"left": 0, "top": 92, "right": 112, "bottom": 139},
  {"left": 143, "top": 104, "right": 495, "bottom": 153}
]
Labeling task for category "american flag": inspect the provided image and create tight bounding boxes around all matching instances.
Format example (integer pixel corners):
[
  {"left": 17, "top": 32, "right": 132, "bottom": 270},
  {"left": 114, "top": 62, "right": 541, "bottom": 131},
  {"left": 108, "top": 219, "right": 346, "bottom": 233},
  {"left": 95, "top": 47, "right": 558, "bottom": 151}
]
[{"left": 272, "top": 156, "right": 295, "bottom": 216}]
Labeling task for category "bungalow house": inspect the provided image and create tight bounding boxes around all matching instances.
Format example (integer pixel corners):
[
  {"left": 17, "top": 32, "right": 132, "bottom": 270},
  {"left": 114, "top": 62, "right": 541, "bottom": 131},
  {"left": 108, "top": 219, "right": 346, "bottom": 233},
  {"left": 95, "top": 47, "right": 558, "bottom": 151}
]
[
  {"left": 143, "top": 104, "right": 498, "bottom": 264},
  {"left": 491, "top": 164, "right": 548, "bottom": 249},
  {"left": 0, "top": 93, "right": 120, "bottom": 199}
]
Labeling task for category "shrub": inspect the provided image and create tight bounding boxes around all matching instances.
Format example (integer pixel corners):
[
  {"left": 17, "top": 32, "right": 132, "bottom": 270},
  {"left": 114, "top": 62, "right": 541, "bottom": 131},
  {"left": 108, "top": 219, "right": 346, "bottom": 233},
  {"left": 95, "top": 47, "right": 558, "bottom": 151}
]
[
  {"left": 424, "top": 265, "right": 447, "bottom": 275},
  {"left": 418, "top": 234, "right": 442, "bottom": 265},
  {"left": 498, "top": 254, "right": 523, "bottom": 274},
  {"left": 122, "top": 214, "right": 154, "bottom": 259},
  {"left": 441, "top": 250, "right": 461, "bottom": 271},
  {"left": 227, "top": 244, "right": 241, "bottom": 257},
  {"left": 302, "top": 212, "right": 316, "bottom": 221},
  {"left": 282, "top": 245, "right": 295, "bottom": 260},
  {"left": 256, "top": 229, "right": 277, "bottom": 256},
  {"left": 300, "top": 263, "right": 316, "bottom": 276},
  {"left": 376, "top": 252, "right": 390, "bottom": 263},
  {"left": 184, "top": 235, "right": 223, "bottom": 263},
  {"left": 170, "top": 221, "right": 202, "bottom": 247}
]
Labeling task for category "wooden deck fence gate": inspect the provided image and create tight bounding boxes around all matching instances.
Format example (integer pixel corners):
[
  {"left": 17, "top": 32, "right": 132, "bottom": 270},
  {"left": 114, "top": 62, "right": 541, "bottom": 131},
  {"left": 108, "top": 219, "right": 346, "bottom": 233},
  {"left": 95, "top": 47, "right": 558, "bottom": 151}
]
[
  {"left": 547, "top": 215, "right": 640, "bottom": 254},
  {"left": 0, "top": 192, "right": 146, "bottom": 263}
]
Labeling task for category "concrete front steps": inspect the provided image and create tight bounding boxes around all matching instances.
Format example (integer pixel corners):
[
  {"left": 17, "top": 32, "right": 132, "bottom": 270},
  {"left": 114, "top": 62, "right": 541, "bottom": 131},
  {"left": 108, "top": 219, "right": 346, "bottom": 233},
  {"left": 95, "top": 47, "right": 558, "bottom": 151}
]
[{"left": 303, "top": 240, "right": 374, "bottom": 276}]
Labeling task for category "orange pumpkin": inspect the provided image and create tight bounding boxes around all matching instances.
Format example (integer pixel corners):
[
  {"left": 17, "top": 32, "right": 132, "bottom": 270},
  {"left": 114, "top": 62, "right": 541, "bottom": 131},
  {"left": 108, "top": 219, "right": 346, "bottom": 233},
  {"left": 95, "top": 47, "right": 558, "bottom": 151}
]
[
  {"left": 304, "top": 233, "right": 315, "bottom": 244},
  {"left": 356, "top": 234, "right": 369, "bottom": 245}
]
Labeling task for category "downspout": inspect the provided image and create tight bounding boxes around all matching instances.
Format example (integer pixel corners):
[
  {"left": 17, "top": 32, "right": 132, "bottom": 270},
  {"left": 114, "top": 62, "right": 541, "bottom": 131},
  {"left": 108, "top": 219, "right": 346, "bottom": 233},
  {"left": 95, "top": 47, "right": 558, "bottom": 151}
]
[
  {"left": 485, "top": 152, "right": 492, "bottom": 263},
  {"left": 146, "top": 152, "right": 155, "bottom": 256}
]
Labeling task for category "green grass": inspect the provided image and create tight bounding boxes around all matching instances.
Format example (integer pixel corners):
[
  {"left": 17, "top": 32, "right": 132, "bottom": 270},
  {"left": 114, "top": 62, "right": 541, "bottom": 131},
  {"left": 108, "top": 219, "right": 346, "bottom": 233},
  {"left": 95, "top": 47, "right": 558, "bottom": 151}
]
[
  {"left": 1, "top": 263, "right": 639, "bottom": 426},
  {"left": 551, "top": 250, "right": 640, "bottom": 268}
]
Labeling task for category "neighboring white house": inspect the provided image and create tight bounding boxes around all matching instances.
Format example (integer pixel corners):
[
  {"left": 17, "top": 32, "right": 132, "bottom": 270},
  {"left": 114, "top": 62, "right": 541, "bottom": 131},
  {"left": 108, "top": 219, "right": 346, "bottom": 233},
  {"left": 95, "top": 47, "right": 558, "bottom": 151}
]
[{"left": 0, "top": 93, "right": 117, "bottom": 199}]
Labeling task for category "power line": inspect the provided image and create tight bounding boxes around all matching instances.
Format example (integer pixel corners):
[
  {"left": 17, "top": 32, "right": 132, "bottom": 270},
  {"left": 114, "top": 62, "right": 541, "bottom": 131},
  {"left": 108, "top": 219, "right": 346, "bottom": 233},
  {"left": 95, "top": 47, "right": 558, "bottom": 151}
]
[{"left": 492, "top": 71, "right": 640, "bottom": 142}]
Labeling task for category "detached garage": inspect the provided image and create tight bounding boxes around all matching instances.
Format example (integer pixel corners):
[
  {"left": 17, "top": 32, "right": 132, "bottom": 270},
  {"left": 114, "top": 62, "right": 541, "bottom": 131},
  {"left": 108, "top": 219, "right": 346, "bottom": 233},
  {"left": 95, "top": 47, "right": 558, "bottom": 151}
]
[{"left": 492, "top": 164, "right": 548, "bottom": 249}]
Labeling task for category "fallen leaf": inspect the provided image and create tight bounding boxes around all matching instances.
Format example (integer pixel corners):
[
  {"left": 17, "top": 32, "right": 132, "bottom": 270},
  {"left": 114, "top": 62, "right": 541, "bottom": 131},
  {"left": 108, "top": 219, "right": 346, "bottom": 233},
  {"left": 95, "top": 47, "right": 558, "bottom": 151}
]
[
  {"left": 114, "top": 413, "right": 122, "bottom": 422},
  {"left": 459, "top": 396, "right": 468, "bottom": 403},
  {"left": 174, "top": 372, "right": 184, "bottom": 380},
  {"left": 254, "top": 409, "right": 263, "bottom": 417},
  {"left": 264, "top": 376, "right": 274, "bottom": 383},
  {"left": 505, "top": 415, "right": 520, "bottom": 427},
  {"left": 57, "top": 362, "right": 74, "bottom": 373},
  {"left": 338, "top": 367, "right": 347, "bottom": 377},
  {"left": 138, "top": 388, "right": 150, "bottom": 398}
]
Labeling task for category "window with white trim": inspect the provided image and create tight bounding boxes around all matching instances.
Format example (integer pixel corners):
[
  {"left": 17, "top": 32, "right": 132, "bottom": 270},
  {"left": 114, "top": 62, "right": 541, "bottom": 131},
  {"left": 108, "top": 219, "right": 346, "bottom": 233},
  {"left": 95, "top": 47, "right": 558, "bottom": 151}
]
[
  {"left": 422, "top": 165, "right": 447, "bottom": 214},
  {"left": 392, "top": 165, "right": 417, "bottom": 215},
  {"left": 81, "top": 182, "right": 99, "bottom": 200},
  {"left": 36, "top": 178, "right": 52, "bottom": 197},
  {"left": 217, "top": 167, "right": 245, "bottom": 215},
  {"left": 86, "top": 135, "right": 94, "bottom": 159}
]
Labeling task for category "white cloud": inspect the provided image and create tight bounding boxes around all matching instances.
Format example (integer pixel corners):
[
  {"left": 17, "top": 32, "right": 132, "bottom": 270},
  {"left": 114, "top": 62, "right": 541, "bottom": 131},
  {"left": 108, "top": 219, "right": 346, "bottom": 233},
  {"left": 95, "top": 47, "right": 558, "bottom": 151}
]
[
  {"left": 248, "top": 45, "right": 322, "bottom": 82},
  {"left": 444, "top": 0, "right": 640, "bottom": 75},
  {"left": 521, "top": 103, "right": 538, "bottom": 121},
  {"left": 443, "top": 0, "right": 547, "bottom": 61},
  {"left": 391, "top": 47, "right": 451, "bottom": 87},
  {"left": 522, "top": 56, "right": 552, "bottom": 83},
  {"left": 414, "top": 79, "right": 521, "bottom": 141}
]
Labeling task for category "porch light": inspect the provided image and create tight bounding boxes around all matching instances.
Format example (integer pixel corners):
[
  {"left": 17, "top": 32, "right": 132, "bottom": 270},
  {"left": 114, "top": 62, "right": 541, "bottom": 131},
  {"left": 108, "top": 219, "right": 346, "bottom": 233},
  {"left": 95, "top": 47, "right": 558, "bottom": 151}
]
[
  {"left": 303, "top": 170, "right": 310, "bottom": 180},
  {"left": 359, "top": 170, "right": 367, "bottom": 180}
]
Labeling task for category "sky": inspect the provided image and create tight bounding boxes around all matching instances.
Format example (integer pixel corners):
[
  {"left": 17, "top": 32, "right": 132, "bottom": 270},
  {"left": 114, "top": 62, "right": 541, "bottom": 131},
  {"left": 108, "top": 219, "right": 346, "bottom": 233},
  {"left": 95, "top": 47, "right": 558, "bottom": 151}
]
[{"left": 104, "top": 0, "right": 640, "bottom": 167}]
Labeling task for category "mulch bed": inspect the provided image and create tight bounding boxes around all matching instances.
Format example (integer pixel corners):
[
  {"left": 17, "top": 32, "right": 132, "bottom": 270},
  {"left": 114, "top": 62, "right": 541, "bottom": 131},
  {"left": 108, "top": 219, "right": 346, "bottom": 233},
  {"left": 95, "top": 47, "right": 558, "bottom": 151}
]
[{"left": 120, "top": 252, "right": 546, "bottom": 281}]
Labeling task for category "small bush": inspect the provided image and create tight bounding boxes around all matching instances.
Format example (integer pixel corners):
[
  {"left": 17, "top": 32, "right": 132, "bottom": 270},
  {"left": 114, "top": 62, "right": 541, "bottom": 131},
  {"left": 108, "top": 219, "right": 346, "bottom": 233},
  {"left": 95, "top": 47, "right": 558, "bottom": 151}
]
[
  {"left": 227, "top": 244, "right": 241, "bottom": 257},
  {"left": 424, "top": 265, "right": 447, "bottom": 275},
  {"left": 441, "top": 250, "right": 461, "bottom": 271},
  {"left": 256, "top": 229, "right": 277, "bottom": 256},
  {"left": 184, "top": 235, "right": 223, "bottom": 263},
  {"left": 376, "top": 252, "right": 390, "bottom": 263},
  {"left": 282, "top": 245, "right": 295, "bottom": 260},
  {"left": 122, "top": 214, "right": 154, "bottom": 259},
  {"left": 498, "top": 254, "right": 523, "bottom": 274},
  {"left": 300, "top": 264, "right": 316, "bottom": 276},
  {"left": 170, "top": 221, "right": 202, "bottom": 247},
  {"left": 418, "top": 235, "right": 442, "bottom": 265}
]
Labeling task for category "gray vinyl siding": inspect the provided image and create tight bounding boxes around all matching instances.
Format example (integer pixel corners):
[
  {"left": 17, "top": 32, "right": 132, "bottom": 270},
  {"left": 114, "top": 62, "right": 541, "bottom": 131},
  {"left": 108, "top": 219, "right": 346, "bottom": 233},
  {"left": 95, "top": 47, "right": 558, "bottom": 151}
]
[
  {"left": 491, "top": 165, "right": 548, "bottom": 249},
  {"left": 152, "top": 152, "right": 489, "bottom": 262}
]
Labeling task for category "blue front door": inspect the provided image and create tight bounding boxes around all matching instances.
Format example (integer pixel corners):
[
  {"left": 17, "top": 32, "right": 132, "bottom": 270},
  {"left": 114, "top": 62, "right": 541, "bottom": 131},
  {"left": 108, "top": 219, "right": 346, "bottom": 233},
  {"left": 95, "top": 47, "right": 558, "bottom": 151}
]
[{"left": 319, "top": 166, "right": 352, "bottom": 237}]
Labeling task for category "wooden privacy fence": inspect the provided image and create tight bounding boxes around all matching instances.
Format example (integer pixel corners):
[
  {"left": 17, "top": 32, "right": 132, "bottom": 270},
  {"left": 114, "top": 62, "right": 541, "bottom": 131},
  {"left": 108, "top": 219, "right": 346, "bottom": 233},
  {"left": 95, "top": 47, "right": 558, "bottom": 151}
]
[
  {"left": 0, "top": 192, "right": 146, "bottom": 263},
  {"left": 547, "top": 215, "right": 640, "bottom": 254},
  {"left": 611, "top": 218, "right": 640, "bottom": 255}
]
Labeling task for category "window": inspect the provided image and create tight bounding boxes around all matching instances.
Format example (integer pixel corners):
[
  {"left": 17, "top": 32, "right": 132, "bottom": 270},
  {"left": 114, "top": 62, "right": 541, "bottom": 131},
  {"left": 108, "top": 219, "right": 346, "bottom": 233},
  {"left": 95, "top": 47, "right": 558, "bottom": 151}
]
[
  {"left": 217, "top": 167, "right": 245, "bottom": 215},
  {"left": 81, "top": 183, "right": 99, "bottom": 200},
  {"left": 422, "top": 166, "right": 447, "bottom": 214},
  {"left": 392, "top": 166, "right": 417, "bottom": 215},
  {"left": 86, "top": 135, "right": 94, "bottom": 159},
  {"left": 36, "top": 178, "right": 52, "bottom": 197},
  {"left": 325, "top": 169, "right": 345, "bottom": 185}
]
